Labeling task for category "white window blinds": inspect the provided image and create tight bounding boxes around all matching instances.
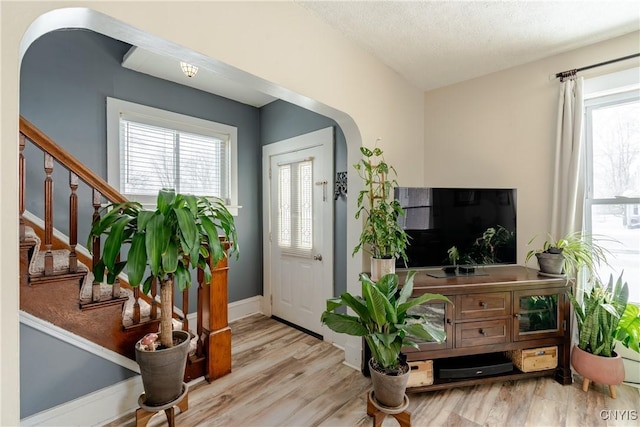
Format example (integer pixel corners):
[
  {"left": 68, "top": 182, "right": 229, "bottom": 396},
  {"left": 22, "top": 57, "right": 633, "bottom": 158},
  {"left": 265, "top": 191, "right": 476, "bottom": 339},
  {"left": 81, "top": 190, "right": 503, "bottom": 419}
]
[
  {"left": 119, "top": 118, "right": 229, "bottom": 202},
  {"left": 278, "top": 159, "right": 314, "bottom": 257}
]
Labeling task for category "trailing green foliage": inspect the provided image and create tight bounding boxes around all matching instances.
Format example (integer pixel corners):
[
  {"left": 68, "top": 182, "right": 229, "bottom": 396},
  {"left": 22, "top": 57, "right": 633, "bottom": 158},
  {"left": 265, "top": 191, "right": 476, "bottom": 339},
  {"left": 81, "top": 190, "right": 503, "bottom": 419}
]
[
  {"left": 353, "top": 144, "right": 409, "bottom": 262},
  {"left": 448, "top": 225, "right": 515, "bottom": 266},
  {"left": 525, "top": 232, "right": 612, "bottom": 278},
  {"left": 89, "top": 189, "right": 238, "bottom": 347},
  {"left": 615, "top": 302, "right": 640, "bottom": 353},
  {"left": 321, "top": 271, "right": 451, "bottom": 373},
  {"left": 568, "top": 273, "right": 628, "bottom": 357}
]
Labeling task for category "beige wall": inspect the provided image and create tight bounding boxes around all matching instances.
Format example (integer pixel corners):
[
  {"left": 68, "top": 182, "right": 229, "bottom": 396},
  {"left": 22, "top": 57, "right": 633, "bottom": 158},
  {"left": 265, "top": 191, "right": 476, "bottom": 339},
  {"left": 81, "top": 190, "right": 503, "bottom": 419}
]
[
  {"left": 1, "top": 2, "right": 424, "bottom": 423},
  {"left": 423, "top": 31, "right": 640, "bottom": 265}
]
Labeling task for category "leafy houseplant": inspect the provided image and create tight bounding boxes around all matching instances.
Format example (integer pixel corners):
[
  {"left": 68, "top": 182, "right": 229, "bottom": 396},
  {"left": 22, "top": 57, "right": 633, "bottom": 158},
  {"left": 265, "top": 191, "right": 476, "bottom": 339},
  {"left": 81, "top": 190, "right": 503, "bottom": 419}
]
[
  {"left": 89, "top": 188, "right": 238, "bottom": 405},
  {"left": 447, "top": 225, "right": 515, "bottom": 267},
  {"left": 568, "top": 273, "right": 631, "bottom": 397},
  {"left": 568, "top": 273, "right": 628, "bottom": 357},
  {"left": 321, "top": 271, "right": 450, "bottom": 406},
  {"left": 525, "top": 232, "right": 610, "bottom": 277},
  {"left": 353, "top": 144, "right": 409, "bottom": 279}
]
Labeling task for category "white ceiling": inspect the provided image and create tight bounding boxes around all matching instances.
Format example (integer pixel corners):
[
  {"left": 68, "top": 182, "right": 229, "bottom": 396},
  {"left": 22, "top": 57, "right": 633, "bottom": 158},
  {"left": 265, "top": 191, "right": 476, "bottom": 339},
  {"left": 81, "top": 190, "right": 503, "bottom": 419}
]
[
  {"left": 298, "top": 0, "right": 640, "bottom": 91},
  {"left": 123, "top": 1, "right": 640, "bottom": 105}
]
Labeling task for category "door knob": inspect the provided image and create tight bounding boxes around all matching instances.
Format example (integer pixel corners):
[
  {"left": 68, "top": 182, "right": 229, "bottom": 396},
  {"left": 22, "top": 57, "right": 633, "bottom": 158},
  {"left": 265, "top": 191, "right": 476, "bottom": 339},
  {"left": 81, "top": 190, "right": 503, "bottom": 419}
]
[{"left": 313, "top": 254, "right": 323, "bottom": 261}]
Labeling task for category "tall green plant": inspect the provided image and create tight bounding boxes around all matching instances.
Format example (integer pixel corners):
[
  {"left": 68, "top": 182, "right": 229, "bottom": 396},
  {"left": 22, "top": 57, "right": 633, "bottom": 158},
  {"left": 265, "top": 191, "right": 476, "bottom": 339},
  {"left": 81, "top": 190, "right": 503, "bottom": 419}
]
[
  {"left": 568, "top": 273, "right": 628, "bottom": 357},
  {"left": 321, "top": 271, "right": 450, "bottom": 373},
  {"left": 89, "top": 189, "right": 238, "bottom": 348},
  {"left": 353, "top": 144, "right": 409, "bottom": 262}
]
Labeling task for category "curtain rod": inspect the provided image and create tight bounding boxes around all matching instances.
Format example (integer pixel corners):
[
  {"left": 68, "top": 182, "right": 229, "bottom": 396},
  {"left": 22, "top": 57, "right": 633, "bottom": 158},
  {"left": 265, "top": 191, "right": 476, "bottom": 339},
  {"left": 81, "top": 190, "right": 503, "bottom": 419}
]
[{"left": 555, "top": 53, "right": 640, "bottom": 81}]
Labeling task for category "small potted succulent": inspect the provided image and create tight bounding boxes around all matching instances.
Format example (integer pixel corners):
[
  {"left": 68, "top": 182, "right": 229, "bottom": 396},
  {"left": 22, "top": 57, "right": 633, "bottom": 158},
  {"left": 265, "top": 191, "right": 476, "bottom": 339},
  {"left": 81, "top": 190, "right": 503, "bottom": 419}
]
[
  {"left": 353, "top": 143, "right": 409, "bottom": 280},
  {"left": 89, "top": 188, "right": 238, "bottom": 406}
]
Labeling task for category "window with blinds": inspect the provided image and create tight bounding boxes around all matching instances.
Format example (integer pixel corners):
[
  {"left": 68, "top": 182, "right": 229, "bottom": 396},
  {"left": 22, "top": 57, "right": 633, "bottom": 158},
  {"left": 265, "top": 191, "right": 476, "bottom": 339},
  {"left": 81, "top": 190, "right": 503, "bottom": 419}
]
[
  {"left": 120, "top": 120, "right": 228, "bottom": 200},
  {"left": 278, "top": 159, "right": 314, "bottom": 257},
  {"left": 107, "top": 98, "right": 238, "bottom": 210}
]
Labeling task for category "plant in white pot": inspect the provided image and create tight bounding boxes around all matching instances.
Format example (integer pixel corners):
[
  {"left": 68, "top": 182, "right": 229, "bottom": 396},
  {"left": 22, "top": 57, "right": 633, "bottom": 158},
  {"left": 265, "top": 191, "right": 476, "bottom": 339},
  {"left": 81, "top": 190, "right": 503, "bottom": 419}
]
[
  {"left": 353, "top": 144, "right": 409, "bottom": 280},
  {"left": 321, "top": 271, "right": 450, "bottom": 407},
  {"left": 89, "top": 188, "right": 238, "bottom": 406}
]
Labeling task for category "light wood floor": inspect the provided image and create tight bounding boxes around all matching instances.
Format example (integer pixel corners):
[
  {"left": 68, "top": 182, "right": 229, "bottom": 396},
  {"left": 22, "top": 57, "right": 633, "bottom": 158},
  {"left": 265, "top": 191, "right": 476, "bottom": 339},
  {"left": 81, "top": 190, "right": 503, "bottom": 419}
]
[{"left": 107, "top": 314, "right": 640, "bottom": 427}]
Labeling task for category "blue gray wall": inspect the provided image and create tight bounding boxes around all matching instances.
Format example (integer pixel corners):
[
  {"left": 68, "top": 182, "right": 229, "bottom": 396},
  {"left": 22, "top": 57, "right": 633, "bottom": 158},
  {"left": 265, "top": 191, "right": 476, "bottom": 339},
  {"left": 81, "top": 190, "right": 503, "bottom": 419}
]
[
  {"left": 20, "top": 323, "right": 137, "bottom": 418},
  {"left": 260, "top": 100, "right": 348, "bottom": 297},
  {"left": 20, "top": 29, "right": 261, "bottom": 303},
  {"left": 19, "top": 29, "right": 348, "bottom": 419},
  {"left": 19, "top": 29, "right": 262, "bottom": 418}
]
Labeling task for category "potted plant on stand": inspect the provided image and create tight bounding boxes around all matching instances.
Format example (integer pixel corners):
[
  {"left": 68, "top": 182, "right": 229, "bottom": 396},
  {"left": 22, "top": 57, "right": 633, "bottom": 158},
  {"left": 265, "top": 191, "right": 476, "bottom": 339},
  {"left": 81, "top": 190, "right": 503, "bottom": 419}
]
[
  {"left": 89, "top": 188, "right": 238, "bottom": 407},
  {"left": 321, "top": 271, "right": 450, "bottom": 408},
  {"left": 353, "top": 144, "right": 409, "bottom": 280},
  {"left": 525, "top": 231, "right": 610, "bottom": 277},
  {"left": 568, "top": 273, "right": 633, "bottom": 398}
]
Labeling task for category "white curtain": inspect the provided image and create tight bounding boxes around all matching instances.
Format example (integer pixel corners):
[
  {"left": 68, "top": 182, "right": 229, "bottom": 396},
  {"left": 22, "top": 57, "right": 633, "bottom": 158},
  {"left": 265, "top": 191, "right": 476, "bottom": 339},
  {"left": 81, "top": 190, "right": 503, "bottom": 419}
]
[{"left": 550, "top": 76, "right": 585, "bottom": 239}]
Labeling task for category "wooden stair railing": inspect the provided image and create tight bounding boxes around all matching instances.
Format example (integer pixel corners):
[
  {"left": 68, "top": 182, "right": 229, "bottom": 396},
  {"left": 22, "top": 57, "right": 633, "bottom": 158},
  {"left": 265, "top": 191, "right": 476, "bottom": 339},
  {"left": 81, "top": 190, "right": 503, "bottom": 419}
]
[{"left": 19, "top": 115, "right": 231, "bottom": 382}]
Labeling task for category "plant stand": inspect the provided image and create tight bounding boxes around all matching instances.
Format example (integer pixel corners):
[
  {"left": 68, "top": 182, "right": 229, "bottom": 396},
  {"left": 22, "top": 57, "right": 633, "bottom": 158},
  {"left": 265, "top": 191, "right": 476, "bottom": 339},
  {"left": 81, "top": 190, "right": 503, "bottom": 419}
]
[
  {"left": 136, "top": 382, "right": 188, "bottom": 427},
  {"left": 582, "top": 378, "right": 618, "bottom": 399},
  {"left": 366, "top": 390, "right": 411, "bottom": 427}
]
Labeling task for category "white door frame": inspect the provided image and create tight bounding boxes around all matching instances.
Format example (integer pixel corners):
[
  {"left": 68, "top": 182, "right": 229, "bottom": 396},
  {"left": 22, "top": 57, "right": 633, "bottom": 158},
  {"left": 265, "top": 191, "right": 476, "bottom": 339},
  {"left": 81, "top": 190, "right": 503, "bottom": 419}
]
[{"left": 262, "top": 127, "right": 334, "bottom": 339}]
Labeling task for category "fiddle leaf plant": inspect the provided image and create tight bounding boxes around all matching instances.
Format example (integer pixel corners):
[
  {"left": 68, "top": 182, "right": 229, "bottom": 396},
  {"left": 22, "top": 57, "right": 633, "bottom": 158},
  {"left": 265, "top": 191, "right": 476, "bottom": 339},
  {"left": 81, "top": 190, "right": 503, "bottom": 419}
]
[
  {"left": 89, "top": 188, "right": 238, "bottom": 349},
  {"left": 321, "top": 271, "right": 451, "bottom": 373}
]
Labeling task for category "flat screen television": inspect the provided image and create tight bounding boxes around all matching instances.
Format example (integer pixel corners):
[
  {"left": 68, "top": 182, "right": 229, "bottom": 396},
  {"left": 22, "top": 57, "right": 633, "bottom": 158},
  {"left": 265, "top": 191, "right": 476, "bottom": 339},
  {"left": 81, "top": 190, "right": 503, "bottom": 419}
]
[{"left": 394, "top": 187, "right": 517, "bottom": 269}]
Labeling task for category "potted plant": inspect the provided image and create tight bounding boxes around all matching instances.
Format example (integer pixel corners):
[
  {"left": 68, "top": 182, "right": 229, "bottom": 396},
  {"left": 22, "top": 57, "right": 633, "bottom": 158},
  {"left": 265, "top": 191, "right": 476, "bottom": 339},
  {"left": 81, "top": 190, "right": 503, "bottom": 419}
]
[
  {"left": 447, "top": 225, "right": 515, "bottom": 269},
  {"left": 568, "top": 273, "right": 631, "bottom": 398},
  {"left": 321, "top": 271, "right": 450, "bottom": 407},
  {"left": 89, "top": 188, "right": 238, "bottom": 406},
  {"left": 525, "top": 231, "right": 610, "bottom": 277},
  {"left": 353, "top": 143, "right": 409, "bottom": 280}
]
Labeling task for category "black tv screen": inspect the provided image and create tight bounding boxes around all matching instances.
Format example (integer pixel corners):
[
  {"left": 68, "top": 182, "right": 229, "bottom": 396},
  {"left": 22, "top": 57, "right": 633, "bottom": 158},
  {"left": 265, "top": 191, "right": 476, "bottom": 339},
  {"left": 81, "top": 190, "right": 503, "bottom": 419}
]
[{"left": 394, "top": 188, "right": 517, "bottom": 268}]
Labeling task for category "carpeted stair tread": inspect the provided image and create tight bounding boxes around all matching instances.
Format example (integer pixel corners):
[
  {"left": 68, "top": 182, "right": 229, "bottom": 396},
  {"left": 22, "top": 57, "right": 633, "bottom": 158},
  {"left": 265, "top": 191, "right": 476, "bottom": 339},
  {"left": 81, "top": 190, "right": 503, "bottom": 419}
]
[{"left": 24, "top": 226, "right": 198, "bottom": 354}]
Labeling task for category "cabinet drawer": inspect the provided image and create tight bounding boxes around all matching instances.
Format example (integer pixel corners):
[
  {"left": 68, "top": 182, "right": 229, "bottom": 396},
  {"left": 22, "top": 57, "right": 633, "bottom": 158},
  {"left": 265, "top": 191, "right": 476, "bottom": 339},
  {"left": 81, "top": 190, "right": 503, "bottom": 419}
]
[
  {"left": 456, "top": 292, "right": 510, "bottom": 320},
  {"left": 455, "top": 319, "right": 510, "bottom": 348}
]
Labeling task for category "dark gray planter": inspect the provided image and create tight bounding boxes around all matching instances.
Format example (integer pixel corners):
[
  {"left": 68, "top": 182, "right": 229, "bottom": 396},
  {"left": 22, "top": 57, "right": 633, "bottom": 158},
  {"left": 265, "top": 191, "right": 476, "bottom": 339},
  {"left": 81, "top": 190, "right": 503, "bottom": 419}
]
[
  {"left": 535, "top": 252, "right": 565, "bottom": 275},
  {"left": 368, "top": 358, "right": 409, "bottom": 408},
  {"left": 135, "top": 330, "right": 191, "bottom": 406}
]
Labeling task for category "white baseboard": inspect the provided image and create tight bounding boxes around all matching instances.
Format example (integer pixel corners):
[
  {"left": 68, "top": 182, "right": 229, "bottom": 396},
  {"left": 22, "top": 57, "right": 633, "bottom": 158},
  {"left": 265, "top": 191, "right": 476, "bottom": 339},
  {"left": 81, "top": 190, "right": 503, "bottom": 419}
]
[
  {"left": 229, "top": 295, "right": 264, "bottom": 322},
  {"left": 20, "top": 376, "right": 144, "bottom": 427},
  {"left": 20, "top": 296, "right": 264, "bottom": 426}
]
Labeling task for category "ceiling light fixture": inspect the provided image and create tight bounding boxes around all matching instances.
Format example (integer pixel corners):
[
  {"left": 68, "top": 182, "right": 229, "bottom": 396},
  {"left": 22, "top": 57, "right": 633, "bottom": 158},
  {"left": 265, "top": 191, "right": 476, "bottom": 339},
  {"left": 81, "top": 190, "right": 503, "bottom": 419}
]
[{"left": 180, "top": 61, "right": 198, "bottom": 78}]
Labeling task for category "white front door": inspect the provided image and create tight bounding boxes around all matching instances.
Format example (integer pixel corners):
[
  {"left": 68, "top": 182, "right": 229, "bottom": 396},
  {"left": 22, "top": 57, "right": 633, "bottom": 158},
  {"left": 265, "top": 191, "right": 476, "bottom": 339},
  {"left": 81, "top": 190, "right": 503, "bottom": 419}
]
[{"left": 262, "top": 128, "right": 334, "bottom": 336}]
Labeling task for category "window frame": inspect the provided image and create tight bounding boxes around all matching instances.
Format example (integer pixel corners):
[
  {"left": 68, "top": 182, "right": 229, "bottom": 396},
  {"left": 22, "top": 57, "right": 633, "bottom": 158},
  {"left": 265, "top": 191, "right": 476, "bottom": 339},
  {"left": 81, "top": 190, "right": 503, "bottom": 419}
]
[
  {"left": 583, "top": 85, "right": 639, "bottom": 301},
  {"left": 106, "top": 97, "right": 239, "bottom": 214}
]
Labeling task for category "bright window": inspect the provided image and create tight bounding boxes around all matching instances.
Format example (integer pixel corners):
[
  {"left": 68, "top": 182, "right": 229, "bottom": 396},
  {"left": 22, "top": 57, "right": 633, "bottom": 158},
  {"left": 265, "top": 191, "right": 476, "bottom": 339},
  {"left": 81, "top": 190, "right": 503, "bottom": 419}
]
[
  {"left": 107, "top": 98, "right": 239, "bottom": 213},
  {"left": 584, "top": 70, "right": 640, "bottom": 302},
  {"left": 277, "top": 159, "right": 314, "bottom": 257}
]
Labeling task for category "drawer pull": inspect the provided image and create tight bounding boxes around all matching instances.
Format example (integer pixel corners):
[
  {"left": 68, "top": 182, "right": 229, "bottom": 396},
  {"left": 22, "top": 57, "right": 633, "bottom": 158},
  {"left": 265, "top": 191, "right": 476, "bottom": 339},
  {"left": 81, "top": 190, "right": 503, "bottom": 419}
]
[
  {"left": 479, "top": 329, "right": 487, "bottom": 336},
  {"left": 480, "top": 302, "right": 488, "bottom": 309}
]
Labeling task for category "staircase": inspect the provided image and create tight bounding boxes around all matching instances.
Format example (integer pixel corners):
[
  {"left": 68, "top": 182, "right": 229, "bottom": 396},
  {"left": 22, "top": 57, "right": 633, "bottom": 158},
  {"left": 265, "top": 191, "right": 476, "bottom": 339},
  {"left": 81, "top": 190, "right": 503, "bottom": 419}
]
[{"left": 18, "top": 115, "right": 232, "bottom": 382}]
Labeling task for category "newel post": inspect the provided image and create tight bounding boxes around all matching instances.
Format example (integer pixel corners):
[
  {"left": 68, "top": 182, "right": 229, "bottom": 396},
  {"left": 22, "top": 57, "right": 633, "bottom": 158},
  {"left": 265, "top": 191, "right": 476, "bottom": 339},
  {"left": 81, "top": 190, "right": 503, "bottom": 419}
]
[{"left": 202, "top": 239, "right": 231, "bottom": 382}]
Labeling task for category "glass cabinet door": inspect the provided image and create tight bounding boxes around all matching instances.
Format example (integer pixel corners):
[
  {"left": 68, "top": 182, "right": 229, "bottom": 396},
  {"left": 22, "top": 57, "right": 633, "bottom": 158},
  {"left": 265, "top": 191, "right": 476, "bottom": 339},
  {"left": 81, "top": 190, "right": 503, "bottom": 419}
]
[
  {"left": 513, "top": 288, "right": 565, "bottom": 341},
  {"left": 403, "top": 297, "right": 454, "bottom": 353}
]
